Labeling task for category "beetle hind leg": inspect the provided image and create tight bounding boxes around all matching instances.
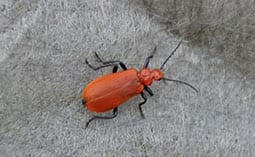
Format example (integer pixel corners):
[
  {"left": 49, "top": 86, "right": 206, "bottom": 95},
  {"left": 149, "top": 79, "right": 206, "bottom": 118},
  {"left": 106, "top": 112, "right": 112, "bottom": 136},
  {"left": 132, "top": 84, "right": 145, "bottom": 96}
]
[
  {"left": 85, "top": 107, "right": 118, "bottom": 128},
  {"left": 86, "top": 52, "right": 128, "bottom": 72},
  {"left": 85, "top": 58, "right": 127, "bottom": 72},
  {"left": 82, "top": 100, "right": 86, "bottom": 106}
]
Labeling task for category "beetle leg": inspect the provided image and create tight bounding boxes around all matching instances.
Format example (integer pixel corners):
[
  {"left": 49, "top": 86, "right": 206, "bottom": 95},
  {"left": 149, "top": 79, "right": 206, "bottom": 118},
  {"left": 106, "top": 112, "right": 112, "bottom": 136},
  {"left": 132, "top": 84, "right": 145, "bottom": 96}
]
[
  {"left": 112, "top": 65, "right": 118, "bottom": 73},
  {"left": 118, "top": 62, "right": 127, "bottom": 70},
  {"left": 94, "top": 52, "right": 127, "bottom": 70},
  {"left": 94, "top": 52, "right": 104, "bottom": 63},
  {"left": 85, "top": 60, "right": 120, "bottom": 73},
  {"left": 85, "top": 107, "right": 118, "bottom": 128},
  {"left": 138, "top": 92, "right": 147, "bottom": 118},
  {"left": 92, "top": 55, "right": 120, "bottom": 72},
  {"left": 85, "top": 58, "right": 119, "bottom": 71},
  {"left": 145, "top": 86, "right": 154, "bottom": 96},
  {"left": 82, "top": 100, "right": 86, "bottom": 106},
  {"left": 101, "top": 60, "right": 127, "bottom": 70},
  {"left": 143, "top": 46, "right": 157, "bottom": 68},
  {"left": 88, "top": 52, "right": 128, "bottom": 71}
]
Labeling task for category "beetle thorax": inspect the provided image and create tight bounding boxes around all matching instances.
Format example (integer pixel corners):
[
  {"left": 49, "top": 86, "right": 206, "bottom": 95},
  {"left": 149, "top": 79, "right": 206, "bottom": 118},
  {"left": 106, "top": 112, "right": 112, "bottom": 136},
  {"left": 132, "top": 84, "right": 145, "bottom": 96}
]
[{"left": 138, "top": 68, "right": 164, "bottom": 86}]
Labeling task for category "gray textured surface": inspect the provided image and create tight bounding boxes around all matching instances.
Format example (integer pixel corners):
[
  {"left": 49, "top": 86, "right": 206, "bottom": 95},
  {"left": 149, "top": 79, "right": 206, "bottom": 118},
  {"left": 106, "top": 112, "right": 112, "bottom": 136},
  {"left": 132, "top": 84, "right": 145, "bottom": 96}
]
[{"left": 1, "top": 0, "right": 255, "bottom": 156}]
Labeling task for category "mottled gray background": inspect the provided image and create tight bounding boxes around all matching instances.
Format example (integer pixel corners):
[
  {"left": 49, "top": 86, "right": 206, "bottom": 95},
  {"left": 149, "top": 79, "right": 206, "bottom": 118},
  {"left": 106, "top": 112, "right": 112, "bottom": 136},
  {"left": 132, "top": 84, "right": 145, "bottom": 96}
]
[{"left": 1, "top": 0, "right": 255, "bottom": 156}]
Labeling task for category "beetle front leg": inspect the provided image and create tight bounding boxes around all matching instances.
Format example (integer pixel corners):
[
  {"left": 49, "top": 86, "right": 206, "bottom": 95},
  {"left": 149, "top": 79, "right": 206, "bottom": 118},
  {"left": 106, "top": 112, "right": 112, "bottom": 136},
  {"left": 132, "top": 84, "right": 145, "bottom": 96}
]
[
  {"left": 85, "top": 107, "right": 118, "bottom": 128},
  {"left": 145, "top": 86, "right": 154, "bottom": 96},
  {"left": 138, "top": 92, "right": 147, "bottom": 118},
  {"left": 138, "top": 87, "right": 153, "bottom": 118}
]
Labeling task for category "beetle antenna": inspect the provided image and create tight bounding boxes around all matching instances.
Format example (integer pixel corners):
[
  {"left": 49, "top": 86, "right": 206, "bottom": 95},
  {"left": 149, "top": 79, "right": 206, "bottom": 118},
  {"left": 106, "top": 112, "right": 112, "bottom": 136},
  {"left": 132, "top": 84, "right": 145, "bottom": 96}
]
[
  {"left": 160, "top": 40, "right": 182, "bottom": 70},
  {"left": 163, "top": 78, "right": 199, "bottom": 93}
]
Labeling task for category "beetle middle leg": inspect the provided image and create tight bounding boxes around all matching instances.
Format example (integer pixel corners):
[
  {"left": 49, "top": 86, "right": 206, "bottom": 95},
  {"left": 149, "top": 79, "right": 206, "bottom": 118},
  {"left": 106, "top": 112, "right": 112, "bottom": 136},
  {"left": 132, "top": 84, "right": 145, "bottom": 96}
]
[
  {"left": 85, "top": 107, "right": 118, "bottom": 128},
  {"left": 143, "top": 46, "right": 157, "bottom": 68}
]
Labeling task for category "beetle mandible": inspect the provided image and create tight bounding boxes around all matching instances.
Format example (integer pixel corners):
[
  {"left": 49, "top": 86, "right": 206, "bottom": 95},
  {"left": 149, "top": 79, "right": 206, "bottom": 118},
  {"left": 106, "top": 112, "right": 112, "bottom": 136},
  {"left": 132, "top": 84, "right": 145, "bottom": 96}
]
[{"left": 82, "top": 41, "right": 198, "bottom": 128}]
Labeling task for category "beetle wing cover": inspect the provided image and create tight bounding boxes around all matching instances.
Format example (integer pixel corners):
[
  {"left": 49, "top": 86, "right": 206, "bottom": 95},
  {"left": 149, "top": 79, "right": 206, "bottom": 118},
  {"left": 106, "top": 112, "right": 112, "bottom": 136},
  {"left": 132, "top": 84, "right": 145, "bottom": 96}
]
[{"left": 83, "top": 69, "right": 144, "bottom": 112}]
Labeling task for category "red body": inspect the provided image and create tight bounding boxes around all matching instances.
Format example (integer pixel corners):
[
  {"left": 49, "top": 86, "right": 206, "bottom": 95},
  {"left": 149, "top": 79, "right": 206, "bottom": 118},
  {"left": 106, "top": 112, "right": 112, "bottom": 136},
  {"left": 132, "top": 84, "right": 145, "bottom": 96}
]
[{"left": 82, "top": 68, "right": 164, "bottom": 112}]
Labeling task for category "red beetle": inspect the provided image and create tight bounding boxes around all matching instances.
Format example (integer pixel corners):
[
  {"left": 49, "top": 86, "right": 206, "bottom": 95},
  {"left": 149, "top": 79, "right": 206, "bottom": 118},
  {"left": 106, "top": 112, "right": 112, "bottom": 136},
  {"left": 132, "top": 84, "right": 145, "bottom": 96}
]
[{"left": 82, "top": 41, "right": 198, "bottom": 127}]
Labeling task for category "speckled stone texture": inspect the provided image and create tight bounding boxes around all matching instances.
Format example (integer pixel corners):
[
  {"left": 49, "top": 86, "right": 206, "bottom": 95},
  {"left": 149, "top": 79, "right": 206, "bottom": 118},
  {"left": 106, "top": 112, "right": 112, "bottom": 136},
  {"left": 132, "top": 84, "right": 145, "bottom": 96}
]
[{"left": 1, "top": 0, "right": 254, "bottom": 156}]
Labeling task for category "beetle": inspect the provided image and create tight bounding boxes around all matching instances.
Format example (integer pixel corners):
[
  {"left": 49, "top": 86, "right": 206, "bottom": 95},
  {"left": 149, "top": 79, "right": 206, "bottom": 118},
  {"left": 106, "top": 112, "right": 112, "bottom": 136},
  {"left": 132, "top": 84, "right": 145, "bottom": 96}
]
[{"left": 82, "top": 41, "right": 198, "bottom": 128}]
